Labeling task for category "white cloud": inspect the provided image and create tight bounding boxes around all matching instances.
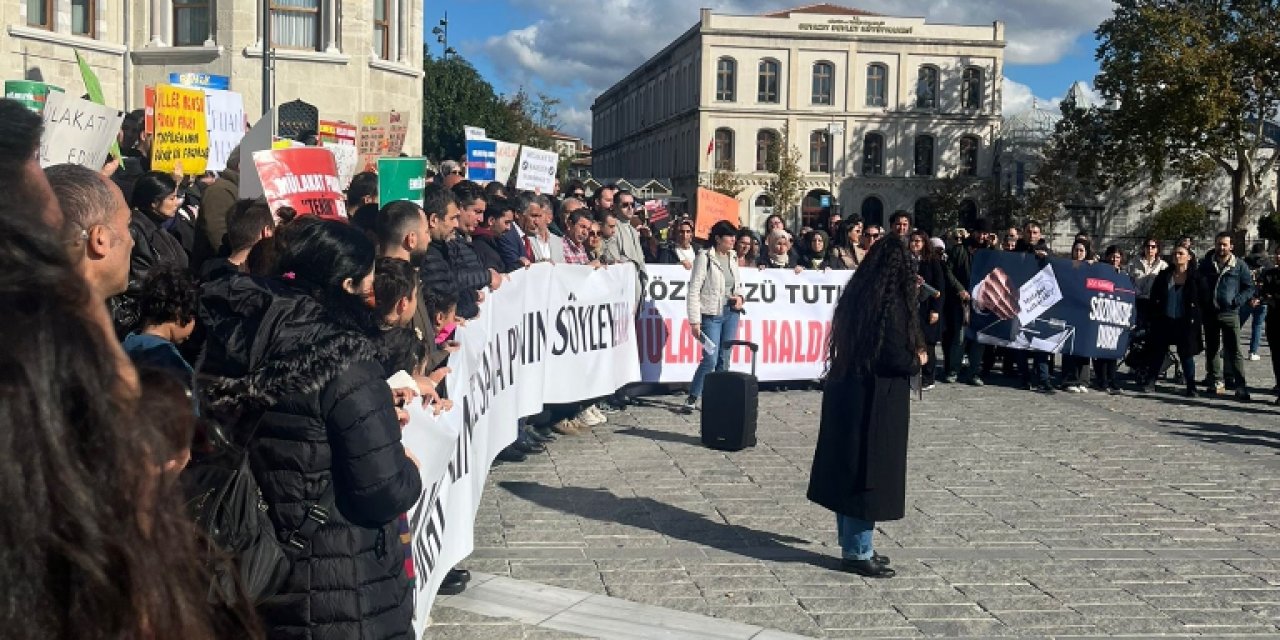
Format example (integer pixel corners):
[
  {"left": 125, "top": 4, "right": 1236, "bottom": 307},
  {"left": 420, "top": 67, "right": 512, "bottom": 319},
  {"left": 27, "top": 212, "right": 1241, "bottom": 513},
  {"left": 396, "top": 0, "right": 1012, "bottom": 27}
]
[
  {"left": 1003, "top": 77, "right": 1039, "bottom": 115},
  {"left": 1002, "top": 77, "right": 1102, "bottom": 116},
  {"left": 479, "top": 0, "right": 1115, "bottom": 139}
]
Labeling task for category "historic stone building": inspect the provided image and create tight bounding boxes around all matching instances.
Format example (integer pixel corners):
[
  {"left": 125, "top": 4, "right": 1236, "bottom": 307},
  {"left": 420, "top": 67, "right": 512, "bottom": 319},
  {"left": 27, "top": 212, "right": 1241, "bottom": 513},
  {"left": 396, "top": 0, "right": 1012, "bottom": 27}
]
[
  {"left": 2, "top": 0, "right": 423, "bottom": 151},
  {"left": 591, "top": 3, "right": 1005, "bottom": 232}
]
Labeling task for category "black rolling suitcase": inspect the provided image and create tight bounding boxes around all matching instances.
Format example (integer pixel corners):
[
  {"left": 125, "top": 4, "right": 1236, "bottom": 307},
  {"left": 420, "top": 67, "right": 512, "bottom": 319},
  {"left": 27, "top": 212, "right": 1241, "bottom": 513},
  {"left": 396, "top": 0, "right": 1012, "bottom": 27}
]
[{"left": 700, "top": 340, "right": 759, "bottom": 451}]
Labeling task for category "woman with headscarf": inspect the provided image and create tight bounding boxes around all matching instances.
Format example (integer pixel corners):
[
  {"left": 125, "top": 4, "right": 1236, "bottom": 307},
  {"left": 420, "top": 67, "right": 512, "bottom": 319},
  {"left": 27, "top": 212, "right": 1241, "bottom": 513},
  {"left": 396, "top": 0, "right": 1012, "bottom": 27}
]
[{"left": 807, "top": 235, "right": 925, "bottom": 579}]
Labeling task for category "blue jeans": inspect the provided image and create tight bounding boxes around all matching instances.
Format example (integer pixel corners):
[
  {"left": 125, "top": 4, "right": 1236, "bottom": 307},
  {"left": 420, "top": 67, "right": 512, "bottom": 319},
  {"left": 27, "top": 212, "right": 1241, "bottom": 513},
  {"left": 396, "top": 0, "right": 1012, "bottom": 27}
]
[
  {"left": 836, "top": 514, "right": 875, "bottom": 560},
  {"left": 1240, "top": 304, "right": 1268, "bottom": 355},
  {"left": 689, "top": 304, "right": 741, "bottom": 399}
]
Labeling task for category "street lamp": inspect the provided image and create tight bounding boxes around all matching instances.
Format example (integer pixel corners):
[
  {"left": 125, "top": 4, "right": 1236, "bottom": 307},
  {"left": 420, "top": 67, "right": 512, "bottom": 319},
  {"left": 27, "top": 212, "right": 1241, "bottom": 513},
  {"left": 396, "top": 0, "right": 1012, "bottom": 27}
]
[
  {"left": 433, "top": 13, "right": 453, "bottom": 59},
  {"left": 826, "top": 120, "right": 844, "bottom": 215}
]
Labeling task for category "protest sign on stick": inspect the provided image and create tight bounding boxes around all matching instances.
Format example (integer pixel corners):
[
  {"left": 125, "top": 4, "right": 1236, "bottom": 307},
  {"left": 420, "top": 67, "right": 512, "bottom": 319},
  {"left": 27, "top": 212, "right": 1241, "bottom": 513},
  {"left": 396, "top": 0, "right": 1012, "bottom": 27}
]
[
  {"left": 515, "top": 146, "right": 557, "bottom": 192},
  {"left": 152, "top": 84, "right": 209, "bottom": 175},
  {"left": 253, "top": 147, "right": 347, "bottom": 221},
  {"left": 37, "top": 91, "right": 124, "bottom": 169}
]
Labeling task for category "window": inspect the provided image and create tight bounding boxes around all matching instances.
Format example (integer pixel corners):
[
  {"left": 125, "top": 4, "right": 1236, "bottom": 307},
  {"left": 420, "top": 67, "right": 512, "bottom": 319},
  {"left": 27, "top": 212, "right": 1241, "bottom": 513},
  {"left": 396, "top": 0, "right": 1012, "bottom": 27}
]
[
  {"left": 916, "top": 66, "right": 938, "bottom": 109},
  {"left": 714, "top": 128, "right": 734, "bottom": 171},
  {"left": 862, "top": 133, "right": 884, "bottom": 175},
  {"left": 914, "top": 198, "right": 936, "bottom": 233},
  {"left": 271, "top": 0, "right": 321, "bottom": 50},
  {"left": 809, "top": 130, "right": 830, "bottom": 173},
  {"left": 716, "top": 57, "right": 736, "bottom": 102},
  {"left": 812, "top": 62, "right": 834, "bottom": 105},
  {"left": 373, "top": 0, "right": 391, "bottom": 59},
  {"left": 961, "top": 67, "right": 983, "bottom": 110},
  {"left": 755, "top": 129, "right": 779, "bottom": 172},
  {"left": 866, "top": 63, "right": 887, "bottom": 107},
  {"left": 959, "top": 136, "right": 980, "bottom": 176},
  {"left": 861, "top": 197, "right": 884, "bottom": 226},
  {"left": 174, "top": 0, "right": 210, "bottom": 46},
  {"left": 71, "top": 0, "right": 94, "bottom": 36},
  {"left": 914, "top": 135, "right": 934, "bottom": 176},
  {"left": 26, "top": 0, "right": 51, "bottom": 28},
  {"left": 758, "top": 59, "right": 780, "bottom": 103}
]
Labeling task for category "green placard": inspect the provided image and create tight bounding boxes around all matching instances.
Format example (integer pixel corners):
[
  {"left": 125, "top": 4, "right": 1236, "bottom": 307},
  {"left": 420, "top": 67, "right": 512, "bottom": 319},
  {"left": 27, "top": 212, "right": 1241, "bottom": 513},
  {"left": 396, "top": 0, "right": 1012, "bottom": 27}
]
[
  {"left": 377, "top": 157, "right": 428, "bottom": 206},
  {"left": 4, "top": 80, "right": 63, "bottom": 113},
  {"left": 75, "top": 51, "right": 121, "bottom": 161}
]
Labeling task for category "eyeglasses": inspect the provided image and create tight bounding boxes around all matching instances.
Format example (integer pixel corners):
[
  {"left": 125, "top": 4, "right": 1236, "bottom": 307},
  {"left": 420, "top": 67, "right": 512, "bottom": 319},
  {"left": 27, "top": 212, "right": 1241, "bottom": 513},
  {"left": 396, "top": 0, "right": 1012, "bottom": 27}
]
[{"left": 619, "top": 203, "right": 634, "bottom": 208}]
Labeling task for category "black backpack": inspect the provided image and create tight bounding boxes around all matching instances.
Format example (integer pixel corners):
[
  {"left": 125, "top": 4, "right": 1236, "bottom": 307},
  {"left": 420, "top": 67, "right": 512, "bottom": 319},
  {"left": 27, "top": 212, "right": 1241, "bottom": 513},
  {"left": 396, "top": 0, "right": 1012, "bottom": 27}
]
[{"left": 183, "top": 414, "right": 336, "bottom": 605}]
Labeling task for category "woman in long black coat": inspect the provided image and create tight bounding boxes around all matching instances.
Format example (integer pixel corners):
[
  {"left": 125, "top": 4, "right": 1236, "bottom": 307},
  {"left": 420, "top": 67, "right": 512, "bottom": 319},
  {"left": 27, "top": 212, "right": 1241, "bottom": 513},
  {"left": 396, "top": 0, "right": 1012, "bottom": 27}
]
[
  {"left": 910, "top": 230, "right": 945, "bottom": 388},
  {"left": 1142, "top": 244, "right": 1206, "bottom": 397},
  {"left": 807, "top": 232, "right": 924, "bottom": 579},
  {"left": 200, "top": 219, "right": 422, "bottom": 640}
]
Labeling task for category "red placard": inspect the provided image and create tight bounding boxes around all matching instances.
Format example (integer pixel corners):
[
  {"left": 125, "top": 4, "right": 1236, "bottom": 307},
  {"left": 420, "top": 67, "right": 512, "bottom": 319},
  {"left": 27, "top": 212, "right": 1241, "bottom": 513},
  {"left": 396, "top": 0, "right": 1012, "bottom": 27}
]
[
  {"left": 694, "top": 187, "right": 740, "bottom": 240},
  {"left": 252, "top": 148, "right": 348, "bottom": 222},
  {"left": 143, "top": 86, "right": 155, "bottom": 134}
]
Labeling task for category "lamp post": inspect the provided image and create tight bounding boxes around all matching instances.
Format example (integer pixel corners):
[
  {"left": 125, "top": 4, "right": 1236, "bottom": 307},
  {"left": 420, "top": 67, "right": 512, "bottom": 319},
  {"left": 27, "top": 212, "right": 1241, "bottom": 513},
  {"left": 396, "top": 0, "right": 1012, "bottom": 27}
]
[
  {"left": 432, "top": 13, "right": 457, "bottom": 59},
  {"left": 827, "top": 120, "right": 844, "bottom": 216},
  {"left": 260, "top": 0, "right": 274, "bottom": 117}
]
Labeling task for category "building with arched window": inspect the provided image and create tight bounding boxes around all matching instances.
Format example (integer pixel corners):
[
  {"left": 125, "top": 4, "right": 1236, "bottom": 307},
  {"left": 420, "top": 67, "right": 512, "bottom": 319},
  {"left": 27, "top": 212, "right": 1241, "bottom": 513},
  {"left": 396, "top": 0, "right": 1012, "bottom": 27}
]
[
  {"left": 591, "top": 3, "right": 1004, "bottom": 231},
  {"left": 1, "top": 0, "right": 425, "bottom": 152}
]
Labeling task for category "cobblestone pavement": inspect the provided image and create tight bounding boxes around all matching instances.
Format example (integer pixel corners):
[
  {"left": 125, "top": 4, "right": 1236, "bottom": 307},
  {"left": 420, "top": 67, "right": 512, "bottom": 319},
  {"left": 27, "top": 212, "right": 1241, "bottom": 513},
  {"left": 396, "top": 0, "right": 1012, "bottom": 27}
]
[{"left": 433, "top": 339, "right": 1280, "bottom": 638}]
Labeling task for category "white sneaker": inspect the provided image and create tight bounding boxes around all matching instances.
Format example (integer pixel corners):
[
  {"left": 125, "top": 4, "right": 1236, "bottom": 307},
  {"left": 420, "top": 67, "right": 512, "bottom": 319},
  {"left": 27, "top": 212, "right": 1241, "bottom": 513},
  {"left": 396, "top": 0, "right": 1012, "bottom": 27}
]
[
  {"left": 577, "top": 408, "right": 603, "bottom": 426},
  {"left": 1066, "top": 385, "right": 1084, "bottom": 393},
  {"left": 588, "top": 405, "right": 608, "bottom": 424},
  {"left": 1079, "top": 385, "right": 1090, "bottom": 394},
  {"left": 1249, "top": 353, "right": 1261, "bottom": 361}
]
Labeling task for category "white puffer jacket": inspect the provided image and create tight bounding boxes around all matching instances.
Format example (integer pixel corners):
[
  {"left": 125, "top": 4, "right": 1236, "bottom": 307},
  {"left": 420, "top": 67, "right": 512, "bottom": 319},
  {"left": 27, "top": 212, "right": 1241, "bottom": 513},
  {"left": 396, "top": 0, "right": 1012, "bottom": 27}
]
[{"left": 687, "top": 249, "right": 743, "bottom": 322}]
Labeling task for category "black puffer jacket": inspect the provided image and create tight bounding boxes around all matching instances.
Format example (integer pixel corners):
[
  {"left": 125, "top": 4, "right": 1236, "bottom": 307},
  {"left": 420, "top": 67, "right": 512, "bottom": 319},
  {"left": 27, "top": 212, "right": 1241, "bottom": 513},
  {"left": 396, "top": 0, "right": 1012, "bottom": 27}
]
[{"left": 199, "top": 273, "right": 422, "bottom": 640}]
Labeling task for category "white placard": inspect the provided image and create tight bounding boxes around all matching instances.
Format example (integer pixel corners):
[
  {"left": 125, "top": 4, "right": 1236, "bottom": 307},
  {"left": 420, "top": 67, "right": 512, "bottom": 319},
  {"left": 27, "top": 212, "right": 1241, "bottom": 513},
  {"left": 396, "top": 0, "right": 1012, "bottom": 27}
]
[
  {"left": 494, "top": 141, "right": 520, "bottom": 185},
  {"left": 37, "top": 91, "right": 123, "bottom": 169},
  {"left": 324, "top": 142, "right": 359, "bottom": 191},
  {"left": 464, "top": 125, "right": 486, "bottom": 140},
  {"left": 514, "top": 146, "right": 557, "bottom": 192},
  {"left": 203, "top": 89, "right": 245, "bottom": 172}
]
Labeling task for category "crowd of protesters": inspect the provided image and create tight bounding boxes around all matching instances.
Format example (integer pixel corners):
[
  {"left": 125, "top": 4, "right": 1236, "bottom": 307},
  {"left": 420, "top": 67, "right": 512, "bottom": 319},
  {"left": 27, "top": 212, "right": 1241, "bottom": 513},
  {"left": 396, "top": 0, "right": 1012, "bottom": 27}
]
[{"left": 4, "top": 90, "right": 1280, "bottom": 640}]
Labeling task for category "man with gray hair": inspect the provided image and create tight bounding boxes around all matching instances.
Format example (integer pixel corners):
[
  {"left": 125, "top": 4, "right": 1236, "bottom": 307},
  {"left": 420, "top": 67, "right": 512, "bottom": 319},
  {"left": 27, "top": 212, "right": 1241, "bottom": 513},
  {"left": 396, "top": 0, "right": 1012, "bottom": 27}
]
[{"left": 45, "top": 163, "right": 134, "bottom": 302}]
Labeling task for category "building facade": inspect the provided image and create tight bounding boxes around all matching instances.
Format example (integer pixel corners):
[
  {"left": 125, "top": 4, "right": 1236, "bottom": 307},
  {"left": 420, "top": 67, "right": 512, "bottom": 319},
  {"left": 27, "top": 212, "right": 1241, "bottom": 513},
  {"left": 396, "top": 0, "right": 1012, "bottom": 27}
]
[
  {"left": 591, "top": 3, "right": 1005, "bottom": 232},
  {"left": 3, "top": 0, "right": 423, "bottom": 151}
]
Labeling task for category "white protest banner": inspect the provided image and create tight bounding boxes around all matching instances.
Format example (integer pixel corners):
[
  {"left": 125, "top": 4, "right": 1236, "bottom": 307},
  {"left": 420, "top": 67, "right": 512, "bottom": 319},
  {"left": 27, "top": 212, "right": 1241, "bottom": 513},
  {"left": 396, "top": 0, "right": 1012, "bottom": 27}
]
[
  {"left": 494, "top": 141, "right": 520, "bottom": 184},
  {"left": 637, "top": 264, "right": 851, "bottom": 382},
  {"left": 323, "top": 142, "right": 359, "bottom": 190},
  {"left": 37, "top": 91, "right": 124, "bottom": 168},
  {"left": 515, "top": 146, "right": 558, "bottom": 192},
  {"left": 403, "top": 263, "right": 639, "bottom": 634},
  {"left": 203, "top": 88, "right": 245, "bottom": 172},
  {"left": 464, "top": 125, "right": 486, "bottom": 140}
]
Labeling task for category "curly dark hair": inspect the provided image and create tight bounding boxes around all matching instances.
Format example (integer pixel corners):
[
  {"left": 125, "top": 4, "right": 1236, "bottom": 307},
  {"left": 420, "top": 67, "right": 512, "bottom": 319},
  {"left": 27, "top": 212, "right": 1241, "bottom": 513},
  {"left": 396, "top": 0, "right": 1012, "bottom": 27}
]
[
  {"left": 826, "top": 234, "right": 923, "bottom": 380},
  {"left": 137, "top": 264, "right": 198, "bottom": 329}
]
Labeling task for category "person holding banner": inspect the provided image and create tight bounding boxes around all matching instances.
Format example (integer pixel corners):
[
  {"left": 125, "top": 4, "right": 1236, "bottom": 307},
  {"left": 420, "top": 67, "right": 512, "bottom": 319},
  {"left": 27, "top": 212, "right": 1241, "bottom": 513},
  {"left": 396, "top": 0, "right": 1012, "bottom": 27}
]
[
  {"left": 807, "top": 231, "right": 924, "bottom": 579},
  {"left": 681, "top": 221, "right": 746, "bottom": 413},
  {"left": 1142, "top": 244, "right": 1206, "bottom": 397},
  {"left": 1061, "top": 239, "right": 1095, "bottom": 392}
]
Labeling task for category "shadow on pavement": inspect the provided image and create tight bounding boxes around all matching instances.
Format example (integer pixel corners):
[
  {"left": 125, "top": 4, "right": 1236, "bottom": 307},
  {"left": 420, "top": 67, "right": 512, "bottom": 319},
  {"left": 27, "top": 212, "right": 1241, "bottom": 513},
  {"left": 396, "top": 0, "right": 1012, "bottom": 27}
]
[
  {"left": 497, "top": 481, "right": 841, "bottom": 569},
  {"left": 613, "top": 426, "right": 704, "bottom": 447},
  {"left": 1163, "top": 418, "right": 1280, "bottom": 450}
]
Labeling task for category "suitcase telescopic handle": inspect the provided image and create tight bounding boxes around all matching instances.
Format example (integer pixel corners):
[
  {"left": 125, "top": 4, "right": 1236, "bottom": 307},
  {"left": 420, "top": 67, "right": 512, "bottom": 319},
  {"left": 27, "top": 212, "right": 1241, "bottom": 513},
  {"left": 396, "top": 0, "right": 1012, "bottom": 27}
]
[{"left": 723, "top": 340, "right": 759, "bottom": 377}]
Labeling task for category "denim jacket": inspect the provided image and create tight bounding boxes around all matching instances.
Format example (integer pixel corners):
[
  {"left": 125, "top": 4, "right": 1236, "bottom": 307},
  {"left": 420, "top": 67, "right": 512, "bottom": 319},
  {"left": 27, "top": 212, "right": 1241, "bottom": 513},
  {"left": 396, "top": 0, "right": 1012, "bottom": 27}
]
[{"left": 1197, "top": 252, "right": 1256, "bottom": 312}]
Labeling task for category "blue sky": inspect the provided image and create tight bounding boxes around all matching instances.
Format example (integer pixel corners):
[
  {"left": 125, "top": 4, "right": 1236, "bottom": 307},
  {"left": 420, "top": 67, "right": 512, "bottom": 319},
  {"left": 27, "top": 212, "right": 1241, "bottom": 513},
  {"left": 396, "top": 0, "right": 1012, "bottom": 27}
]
[{"left": 430, "top": 1, "right": 1110, "bottom": 140}]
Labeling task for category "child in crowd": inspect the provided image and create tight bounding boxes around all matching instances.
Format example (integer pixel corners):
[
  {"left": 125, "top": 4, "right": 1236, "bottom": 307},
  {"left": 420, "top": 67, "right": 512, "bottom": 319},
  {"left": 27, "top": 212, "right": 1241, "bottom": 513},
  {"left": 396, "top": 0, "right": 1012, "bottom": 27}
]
[{"left": 122, "top": 264, "right": 198, "bottom": 384}]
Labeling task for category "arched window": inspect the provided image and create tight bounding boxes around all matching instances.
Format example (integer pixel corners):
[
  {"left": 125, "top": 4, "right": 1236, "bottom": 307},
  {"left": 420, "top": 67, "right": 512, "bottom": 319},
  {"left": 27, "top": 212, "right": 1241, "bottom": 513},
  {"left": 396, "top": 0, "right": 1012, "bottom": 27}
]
[
  {"left": 862, "top": 132, "right": 884, "bottom": 175},
  {"left": 861, "top": 196, "right": 884, "bottom": 226},
  {"left": 755, "top": 129, "right": 779, "bottom": 172},
  {"left": 916, "top": 66, "right": 938, "bottom": 109},
  {"left": 914, "top": 198, "right": 936, "bottom": 234},
  {"left": 809, "top": 130, "right": 830, "bottom": 173},
  {"left": 758, "top": 59, "right": 780, "bottom": 103},
  {"left": 961, "top": 67, "right": 984, "bottom": 110},
  {"left": 914, "top": 135, "right": 934, "bottom": 176},
  {"left": 716, "top": 57, "right": 736, "bottom": 102},
  {"left": 812, "top": 61, "right": 834, "bottom": 105},
  {"left": 959, "top": 136, "right": 980, "bottom": 176},
  {"left": 865, "top": 63, "right": 888, "bottom": 107},
  {"left": 714, "top": 127, "right": 734, "bottom": 171}
]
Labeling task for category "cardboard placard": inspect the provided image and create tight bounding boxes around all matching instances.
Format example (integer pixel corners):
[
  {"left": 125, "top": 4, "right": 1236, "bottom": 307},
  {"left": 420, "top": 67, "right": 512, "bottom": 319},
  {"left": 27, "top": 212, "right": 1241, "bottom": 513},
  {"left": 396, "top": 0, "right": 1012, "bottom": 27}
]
[
  {"left": 694, "top": 187, "right": 740, "bottom": 240},
  {"left": 377, "top": 157, "right": 428, "bottom": 206},
  {"left": 253, "top": 147, "right": 346, "bottom": 221},
  {"left": 356, "top": 111, "right": 408, "bottom": 172},
  {"left": 515, "top": 146, "right": 557, "bottom": 192},
  {"left": 37, "top": 91, "right": 124, "bottom": 169},
  {"left": 152, "top": 84, "right": 209, "bottom": 175}
]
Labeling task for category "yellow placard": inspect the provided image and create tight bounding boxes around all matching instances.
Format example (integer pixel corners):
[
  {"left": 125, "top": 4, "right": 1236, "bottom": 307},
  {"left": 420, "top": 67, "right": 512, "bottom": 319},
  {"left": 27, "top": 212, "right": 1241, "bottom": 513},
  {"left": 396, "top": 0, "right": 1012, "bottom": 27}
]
[{"left": 151, "top": 84, "right": 208, "bottom": 174}]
